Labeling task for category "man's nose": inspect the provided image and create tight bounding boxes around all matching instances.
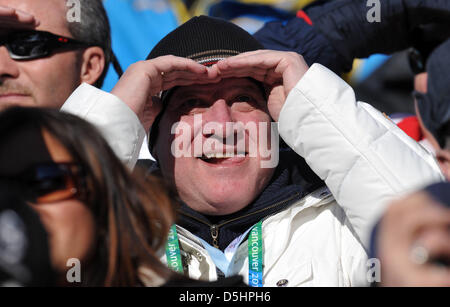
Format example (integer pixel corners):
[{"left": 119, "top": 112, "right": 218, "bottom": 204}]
[
  {"left": 0, "top": 46, "right": 20, "bottom": 79},
  {"left": 203, "top": 99, "right": 235, "bottom": 139}
]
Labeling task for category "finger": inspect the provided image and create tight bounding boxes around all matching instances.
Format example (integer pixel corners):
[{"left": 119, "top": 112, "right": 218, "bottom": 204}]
[
  {"left": 220, "top": 50, "right": 273, "bottom": 62},
  {"left": 0, "top": 18, "right": 37, "bottom": 26},
  {"left": 218, "top": 55, "right": 281, "bottom": 72},
  {"left": 217, "top": 57, "right": 287, "bottom": 85},
  {"left": 206, "top": 65, "right": 220, "bottom": 79},
  {"left": 0, "top": 6, "right": 16, "bottom": 16},
  {"left": 0, "top": 7, "right": 39, "bottom": 26},
  {"left": 217, "top": 65, "right": 272, "bottom": 78},
  {"left": 386, "top": 193, "right": 450, "bottom": 236},
  {"left": 162, "top": 70, "right": 217, "bottom": 83},
  {"left": 413, "top": 265, "right": 450, "bottom": 287},
  {"left": 217, "top": 50, "right": 291, "bottom": 71},
  {"left": 378, "top": 195, "right": 450, "bottom": 265},
  {"left": 156, "top": 74, "right": 222, "bottom": 93},
  {"left": 219, "top": 69, "right": 282, "bottom": 86},
  {"left": 12, "top": 8, "right": 37, "bottom": 23},
  {"left": 218, "top": 51, "right": 307, "bottom": 90},
  {"left": 416, "top": 228, "right": 450, "bottom": 261},
  {"left": 218, "top": 65, "right": 267, "bottom": 75},
  {"left": 218, "top": 69, "right": 266, "bottom": 80},
  {"left": 409, "top": 205, "right": 450, "bottom": 235},
  {"left": 145, "top": 56, "right": 210, "bottom": 95},
  {"left": 151, "top": 55, "right": 208, "bottom": 76},
  {"left": 161, "top": 78, "right": 216, "bottom": 91}
]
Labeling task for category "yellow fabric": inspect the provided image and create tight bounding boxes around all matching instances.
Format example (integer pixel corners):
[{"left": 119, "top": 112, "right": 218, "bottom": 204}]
[
  {"left": 169, "top": 0, "right": 192, "bottom": 23},
  {"left": 180, "top": 0, "right": 317, "bottom": 17}
]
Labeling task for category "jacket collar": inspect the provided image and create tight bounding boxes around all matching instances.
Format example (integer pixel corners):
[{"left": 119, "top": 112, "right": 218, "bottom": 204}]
[{"left": 177, "top": 149, "right": 325, "bottom": 250}]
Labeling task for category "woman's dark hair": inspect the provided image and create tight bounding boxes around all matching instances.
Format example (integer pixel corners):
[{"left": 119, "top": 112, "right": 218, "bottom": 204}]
[{"left": 0, "top": 107, "right": 176, "bottom": 286}]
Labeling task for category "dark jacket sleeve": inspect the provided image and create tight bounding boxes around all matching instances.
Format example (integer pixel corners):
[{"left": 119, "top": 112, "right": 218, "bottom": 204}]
[
  {"left": 254, "top": 0, "right": 450, "bottom": 74},
  {"left": 253, "top": 16, "right": 347, "bottom": 74}
]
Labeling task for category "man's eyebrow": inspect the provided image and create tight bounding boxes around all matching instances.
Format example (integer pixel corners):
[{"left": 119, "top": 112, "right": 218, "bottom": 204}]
[
  {"left": 171, "top": 80, "right": 265, "bottom": 99},
  {"left": 171, "top": 87, "right": 208, "bottom": 98},
  {"left": 229, "top": 81, "right": 262, "bottom": 91}
]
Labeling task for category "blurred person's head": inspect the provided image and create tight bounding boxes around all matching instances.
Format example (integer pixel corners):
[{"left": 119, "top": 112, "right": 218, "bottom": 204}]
[
  {"left": 375, "top": 182, "right": 450, "bottom": 287},
  {"left": 0, "top": 107, "right": 175, "bottom": 286},
  {"left": 147, "top": 16, "right": 277, "bottom": 216},
  {"left": 411, "top": 39, "right": 450, "bottom": 180},
  {"left": 0, "top": 0, "right": 112, "bottom": 112},
  {"left": 0, "top": 184, "right": 54, "bottom": 286}
]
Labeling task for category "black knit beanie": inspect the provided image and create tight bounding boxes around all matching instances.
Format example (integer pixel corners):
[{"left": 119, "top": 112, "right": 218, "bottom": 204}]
[
  {"left": 147, "top": 16, "right": 264, "bottom": 154},
  {"left": 147, "top": 15, "right": 263, "bottom": 63}
]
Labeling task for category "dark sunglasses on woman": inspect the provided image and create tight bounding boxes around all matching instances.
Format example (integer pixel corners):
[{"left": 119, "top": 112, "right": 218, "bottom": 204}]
[
  {"left": 0, "top": 29, "right": 123, "bottom": 76},
  {"left": 4, "top": 162, "right": 87, "bottom": 204}
]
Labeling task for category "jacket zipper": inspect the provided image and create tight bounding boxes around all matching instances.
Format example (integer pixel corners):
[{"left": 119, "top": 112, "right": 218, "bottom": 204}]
[
  {"left": 210, "top": 225, "right": 219, "bottom": 248},
  {"left": 179, "top": 192, "right": 300, "bottom": 248}
]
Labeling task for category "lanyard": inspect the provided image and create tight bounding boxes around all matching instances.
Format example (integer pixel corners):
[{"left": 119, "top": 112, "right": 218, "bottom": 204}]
[
  {"left": 165, "top": 225, "right": 184, "bottom": 274},
  {"left": 248, "top": 221, "right": 263, "bottom": 287},
  {"left": 164, "top": 222, "right": 264, "bottom": 287}
]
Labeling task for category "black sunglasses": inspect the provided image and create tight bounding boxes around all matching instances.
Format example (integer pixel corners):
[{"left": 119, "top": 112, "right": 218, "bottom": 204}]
[
  {"left": 6, "top": 162, "right": 87, "bottom": 204},
  {"left": 0, "top": 30, "right": 123, "bottom": 76}
]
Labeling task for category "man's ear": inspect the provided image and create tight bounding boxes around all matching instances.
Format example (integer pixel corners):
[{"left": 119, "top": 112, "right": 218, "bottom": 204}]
[{"left": 80, "top": 46, "right": 105, "bottom": 86}]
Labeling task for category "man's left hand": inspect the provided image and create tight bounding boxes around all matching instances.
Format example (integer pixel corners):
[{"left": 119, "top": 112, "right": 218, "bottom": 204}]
[{"left": 215, "top": 50, "right": 309, "bottom": 121}]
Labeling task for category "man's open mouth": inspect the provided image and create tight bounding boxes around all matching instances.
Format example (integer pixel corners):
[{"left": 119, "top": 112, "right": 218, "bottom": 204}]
[{"left": 199, "top": 152, "right": 248, "bottom": 165}]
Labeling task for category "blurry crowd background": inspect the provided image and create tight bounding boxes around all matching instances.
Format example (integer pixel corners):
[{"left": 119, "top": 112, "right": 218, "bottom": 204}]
[{"left": 102, "top": 0, "right": 408, "bottom": 114}]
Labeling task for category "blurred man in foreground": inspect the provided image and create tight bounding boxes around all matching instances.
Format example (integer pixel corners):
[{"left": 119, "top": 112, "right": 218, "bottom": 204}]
[{"left": 372, "top": 182, "right": 450, "bottom": 286}]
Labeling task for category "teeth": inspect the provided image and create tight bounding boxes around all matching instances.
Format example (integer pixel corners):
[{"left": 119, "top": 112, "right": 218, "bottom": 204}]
[
  {"left": 203, "top": 152, "right": 246, "bottom": 159},
  {"left": 204, "top": 153, "right": 228, "bottom": 159}
]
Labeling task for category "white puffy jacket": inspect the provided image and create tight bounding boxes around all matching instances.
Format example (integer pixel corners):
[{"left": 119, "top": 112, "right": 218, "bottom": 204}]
[{"left": 61, "top": 64, "right": 444, "bottom": 286}]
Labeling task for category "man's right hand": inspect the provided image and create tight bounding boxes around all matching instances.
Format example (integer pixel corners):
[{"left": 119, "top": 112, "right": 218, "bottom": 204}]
[
  {"left": 0, "top": 5, "right": 39, "bottom": 29},
  {"left": 110, "top": 55, "right": 220, "bottom": 131},
  {"left": 377, "top": 191, "right": 450, "bottom": 286}
]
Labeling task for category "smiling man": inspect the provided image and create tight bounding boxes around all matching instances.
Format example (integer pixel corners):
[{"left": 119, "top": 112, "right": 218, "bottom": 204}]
[
  {"left": 154, "top": 77, "right": 277, "bottom": 216},
  {"left": 63, "top": 16, "right": 444, "bottom": 286}
]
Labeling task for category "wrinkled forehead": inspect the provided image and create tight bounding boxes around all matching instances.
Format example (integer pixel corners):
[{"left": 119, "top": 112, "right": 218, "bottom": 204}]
[{"left": 0, "top": 0, "right": 70, "bottom": 36}]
